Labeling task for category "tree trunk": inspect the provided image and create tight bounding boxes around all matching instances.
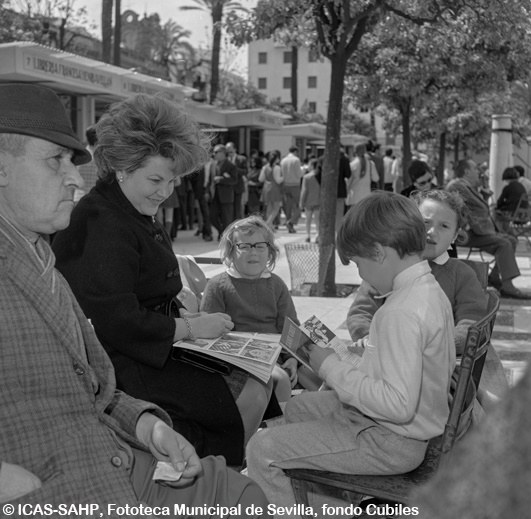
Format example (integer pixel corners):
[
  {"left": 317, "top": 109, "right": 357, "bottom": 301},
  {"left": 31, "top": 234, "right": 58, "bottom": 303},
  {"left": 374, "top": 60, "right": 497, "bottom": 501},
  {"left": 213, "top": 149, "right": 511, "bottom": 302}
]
[
  {"left": 290, "top": 46, "right": 298, "bottom": 111},
  {"left": 400, "top": 99, "right": 412, "bottom": 186},
  {"left": 113, "top": 0, "right": 121, "bottom": 66},
  {"left": 316, "top": 52, "right": 347, "bottom": 296},
  {"left": 436, "top": 131, "right": 446, "bottom": 185},
  {"left": 209, "top": 3, "right": 223, "bottom": 104},
  {"left": 101, "top": 0, "right": 113, "bottom": 63},
  {"left": 453, "top": 135, "right": 459, "bottom": 164}
]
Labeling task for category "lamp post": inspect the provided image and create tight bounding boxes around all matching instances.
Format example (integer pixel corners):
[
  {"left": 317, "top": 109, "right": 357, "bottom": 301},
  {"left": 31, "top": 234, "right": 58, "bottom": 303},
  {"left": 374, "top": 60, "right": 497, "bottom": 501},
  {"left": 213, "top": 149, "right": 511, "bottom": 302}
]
[{"left": 489, "top": 114, "right": 513, "bottom": 200}]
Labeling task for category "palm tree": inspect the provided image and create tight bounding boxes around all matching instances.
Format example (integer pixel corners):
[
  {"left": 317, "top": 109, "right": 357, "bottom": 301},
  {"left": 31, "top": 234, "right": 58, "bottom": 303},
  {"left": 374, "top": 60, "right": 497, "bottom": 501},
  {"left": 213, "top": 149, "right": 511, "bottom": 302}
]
[
  {"left": 180, "top": 0, "right": 247, "bottom": 104},
  {"left": 101, "top": 0, "right": 113, "bottom": 63}
]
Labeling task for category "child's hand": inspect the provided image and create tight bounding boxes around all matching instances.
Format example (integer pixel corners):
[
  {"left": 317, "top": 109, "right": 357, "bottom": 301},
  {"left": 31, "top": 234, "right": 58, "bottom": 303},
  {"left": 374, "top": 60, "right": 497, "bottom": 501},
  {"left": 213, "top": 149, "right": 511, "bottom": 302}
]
[
  {"left": 347, "top": 336, "right": 368, "bottom": 355},
  {"left": 281, "top": 358, "right": 298, "bottom": 387},
  {"left": 304, "top": 344, "right": 335, "bottom": 373}
]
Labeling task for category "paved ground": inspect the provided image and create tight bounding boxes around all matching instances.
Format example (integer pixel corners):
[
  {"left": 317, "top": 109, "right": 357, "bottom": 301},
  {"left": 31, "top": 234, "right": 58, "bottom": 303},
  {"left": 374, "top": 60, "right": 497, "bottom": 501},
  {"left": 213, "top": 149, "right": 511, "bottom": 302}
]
[{"left": 171, "top": 220, "right": 531, "bottom": 388}]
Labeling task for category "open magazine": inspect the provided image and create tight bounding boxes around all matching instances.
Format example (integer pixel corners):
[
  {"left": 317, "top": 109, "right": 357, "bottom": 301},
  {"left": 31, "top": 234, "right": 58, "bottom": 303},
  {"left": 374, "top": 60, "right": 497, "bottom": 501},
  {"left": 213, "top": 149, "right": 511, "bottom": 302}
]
[
  {"left": 280, "top": 315, "right": 360, "bottom": 373},
  {"left": 173, "top": 332, "right": 281, "bottom": 383}
]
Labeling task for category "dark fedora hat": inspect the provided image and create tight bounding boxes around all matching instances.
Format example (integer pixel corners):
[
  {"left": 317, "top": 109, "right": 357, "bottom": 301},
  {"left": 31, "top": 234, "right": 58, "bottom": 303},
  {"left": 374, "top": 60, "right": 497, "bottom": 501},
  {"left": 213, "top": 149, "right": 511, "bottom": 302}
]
[{"left": 0, "top": 83, "right": 91, "bottom": 165}]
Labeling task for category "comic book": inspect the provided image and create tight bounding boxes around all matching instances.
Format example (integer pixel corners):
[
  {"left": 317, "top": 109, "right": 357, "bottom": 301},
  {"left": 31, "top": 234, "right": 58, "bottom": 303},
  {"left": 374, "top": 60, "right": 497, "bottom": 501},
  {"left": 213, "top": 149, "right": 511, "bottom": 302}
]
[
  {"left": 173, "top": 332, "right": 281, "bottom": 383},
  {"left": 279, "top": 315, "right": 360, "bottom": 373}
]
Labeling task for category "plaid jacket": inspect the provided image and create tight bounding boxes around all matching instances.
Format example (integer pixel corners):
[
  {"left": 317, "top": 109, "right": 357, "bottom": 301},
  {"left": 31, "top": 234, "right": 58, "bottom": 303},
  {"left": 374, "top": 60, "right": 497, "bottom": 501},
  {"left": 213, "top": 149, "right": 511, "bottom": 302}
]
[{"left": 0, "top": 219, "right": 169, "bottom": 514}]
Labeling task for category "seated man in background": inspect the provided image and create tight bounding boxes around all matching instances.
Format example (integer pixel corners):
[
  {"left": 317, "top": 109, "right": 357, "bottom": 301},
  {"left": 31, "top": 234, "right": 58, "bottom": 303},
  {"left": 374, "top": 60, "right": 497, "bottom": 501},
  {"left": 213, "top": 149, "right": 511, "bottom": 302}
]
[
  {"left": 447, "top": 159, "right": 530, "bottom": 299},
  {"left": 0, "top": 83, "right": 267, "bottom": 514}
]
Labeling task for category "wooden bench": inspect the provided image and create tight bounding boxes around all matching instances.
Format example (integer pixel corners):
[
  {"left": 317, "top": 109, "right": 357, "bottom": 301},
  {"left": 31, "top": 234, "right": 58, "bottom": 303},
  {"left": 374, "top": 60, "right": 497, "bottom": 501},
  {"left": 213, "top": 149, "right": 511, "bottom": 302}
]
[{"left": 283, "top": 290, "right": 500, "bottom": 514}]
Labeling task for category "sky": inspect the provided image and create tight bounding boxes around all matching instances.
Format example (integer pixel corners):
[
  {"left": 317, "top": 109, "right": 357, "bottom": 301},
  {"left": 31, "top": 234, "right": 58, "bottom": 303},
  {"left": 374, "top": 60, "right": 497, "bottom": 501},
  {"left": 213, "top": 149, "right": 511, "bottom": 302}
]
[{"left": 79, "top": 0, "right": 258, "bottom": 74}]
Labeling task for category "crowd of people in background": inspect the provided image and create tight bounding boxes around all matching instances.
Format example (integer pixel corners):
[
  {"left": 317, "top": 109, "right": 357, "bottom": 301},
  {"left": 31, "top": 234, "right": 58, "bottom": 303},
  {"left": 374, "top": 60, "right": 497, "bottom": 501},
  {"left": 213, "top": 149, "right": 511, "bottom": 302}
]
[{"left": 77, "top": 124, "right": 531, "bottom": 285}]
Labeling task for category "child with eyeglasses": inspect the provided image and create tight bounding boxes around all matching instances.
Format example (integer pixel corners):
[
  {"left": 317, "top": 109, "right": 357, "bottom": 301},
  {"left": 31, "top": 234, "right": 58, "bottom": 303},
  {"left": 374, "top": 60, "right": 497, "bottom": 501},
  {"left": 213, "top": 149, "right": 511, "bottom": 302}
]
[{"left": 201, "top": 215, "right": 299, "bottom": 404}]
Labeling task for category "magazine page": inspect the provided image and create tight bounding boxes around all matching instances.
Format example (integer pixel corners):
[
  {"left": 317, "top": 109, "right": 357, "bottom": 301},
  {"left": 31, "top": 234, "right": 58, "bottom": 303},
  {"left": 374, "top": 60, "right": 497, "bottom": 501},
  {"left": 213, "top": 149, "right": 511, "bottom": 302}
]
[
  {"left": 281, "top": 316, "right": 362, "bottom": 369},
  {"left": 279, "top": 318, "right": 314, "bottom": 372},
  {"left": 175, "top": 332, "right": 280, "bottom": 364},
  {"left": 174, "top": 332, "right": 282, "bottom": 383}
]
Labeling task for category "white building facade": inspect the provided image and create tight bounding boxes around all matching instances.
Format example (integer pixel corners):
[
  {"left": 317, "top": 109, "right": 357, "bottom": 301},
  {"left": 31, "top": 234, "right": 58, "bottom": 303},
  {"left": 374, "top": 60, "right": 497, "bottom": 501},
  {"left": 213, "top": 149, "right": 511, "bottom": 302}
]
[{"left": 248, "top": 39, "right": 392, "bottom": 156}]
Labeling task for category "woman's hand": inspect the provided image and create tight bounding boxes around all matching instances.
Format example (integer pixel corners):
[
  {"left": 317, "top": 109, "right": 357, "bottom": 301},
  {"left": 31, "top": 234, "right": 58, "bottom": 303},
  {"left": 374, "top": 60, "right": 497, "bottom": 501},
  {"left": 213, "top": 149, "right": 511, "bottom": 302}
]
[{"left": 190, "top": 312, "right": 234, "bottom": 339}]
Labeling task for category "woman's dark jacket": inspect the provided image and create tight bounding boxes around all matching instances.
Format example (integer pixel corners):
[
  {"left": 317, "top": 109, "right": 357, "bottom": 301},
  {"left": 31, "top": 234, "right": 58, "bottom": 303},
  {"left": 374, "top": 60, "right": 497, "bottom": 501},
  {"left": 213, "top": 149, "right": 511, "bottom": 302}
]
[
  {"left": 496, "top": 181, "right": 528, "bottom": 214},
  {"left": 52, "top": 180, "right": 244, "bottom": 465}
]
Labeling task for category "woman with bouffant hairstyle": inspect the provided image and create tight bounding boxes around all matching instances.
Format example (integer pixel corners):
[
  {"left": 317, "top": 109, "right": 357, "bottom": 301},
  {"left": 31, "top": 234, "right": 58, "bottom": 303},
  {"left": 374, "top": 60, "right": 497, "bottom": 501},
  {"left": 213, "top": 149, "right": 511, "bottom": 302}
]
[{"left": 53, "top": 94, "right": 271, "bottom": 467}]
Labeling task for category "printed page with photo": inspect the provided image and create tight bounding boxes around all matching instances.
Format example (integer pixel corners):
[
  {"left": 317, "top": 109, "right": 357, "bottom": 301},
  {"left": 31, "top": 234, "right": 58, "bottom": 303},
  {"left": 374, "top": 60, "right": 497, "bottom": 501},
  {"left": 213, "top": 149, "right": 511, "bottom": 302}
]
[{"left": 173, "top": 332, "right": 281, "bottom": 383}]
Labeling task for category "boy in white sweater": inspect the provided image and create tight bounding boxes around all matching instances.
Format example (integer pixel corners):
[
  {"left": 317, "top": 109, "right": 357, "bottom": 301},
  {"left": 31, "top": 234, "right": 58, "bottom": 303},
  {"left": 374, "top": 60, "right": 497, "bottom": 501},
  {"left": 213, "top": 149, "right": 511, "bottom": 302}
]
[{"left": 246, "top": 192, "right": 455, "bottom": 516}]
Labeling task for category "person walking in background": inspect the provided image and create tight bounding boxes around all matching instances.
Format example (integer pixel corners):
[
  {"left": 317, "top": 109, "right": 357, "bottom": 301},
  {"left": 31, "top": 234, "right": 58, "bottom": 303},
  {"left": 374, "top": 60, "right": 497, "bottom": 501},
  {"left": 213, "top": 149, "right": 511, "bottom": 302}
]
[
  {"left": 210, "top": 144, "right": 238, "bottom": 240},
  {"left": 391, "top": 154, "right": 403, "bottom": 193},
  {"left": 382, "top": 148, "right": 395, "bottom": 191},
  {"left": 299, "top": 158, "right": 321, "bottom": 243},
  {"left": 259, "top": 150, "right": 284, "bottom": 228},
  {"left": 280, "top": 146, "right": 303, "bottom": 233},
  {"left": 226, "top": 142, "right": 248, "bottom": 220},
  {"left": 368, "top": 141, "right": 384, "bottom": 190},
  {"left": 246, "top": 153, "right": 264, "bottom": 216},
  {"left": 76, "top": 125, "right": 98, "bottom": 198},
  {"left": 157, "top": 177, "right": 180, "bottom": 241},
  {"left": 176, "top": 174, "right": 194, "bottom": 231},
  {"left": 189, "top": 166, "right": 213, "bottom": 241},
  {"left": 336, "top": 146, "right": 351, "bottom": 229},
  {"left": 346, "top": 143, "right": 374, "bottom": 208}
]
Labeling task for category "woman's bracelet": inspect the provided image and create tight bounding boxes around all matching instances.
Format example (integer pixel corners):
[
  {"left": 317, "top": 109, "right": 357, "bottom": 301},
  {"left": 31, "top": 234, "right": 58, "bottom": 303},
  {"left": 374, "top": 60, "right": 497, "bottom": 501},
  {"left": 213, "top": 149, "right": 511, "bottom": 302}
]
[{"left": 182, "top": 316, "right": 195, "bottom": 340}]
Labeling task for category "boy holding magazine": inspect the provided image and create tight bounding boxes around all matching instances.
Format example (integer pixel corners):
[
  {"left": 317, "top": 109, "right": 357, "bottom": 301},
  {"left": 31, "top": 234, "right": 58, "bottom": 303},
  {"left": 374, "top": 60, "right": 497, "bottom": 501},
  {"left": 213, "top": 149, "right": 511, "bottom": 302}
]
[{"left": 246, "top": 192, "right": 455, "bottom": 514}]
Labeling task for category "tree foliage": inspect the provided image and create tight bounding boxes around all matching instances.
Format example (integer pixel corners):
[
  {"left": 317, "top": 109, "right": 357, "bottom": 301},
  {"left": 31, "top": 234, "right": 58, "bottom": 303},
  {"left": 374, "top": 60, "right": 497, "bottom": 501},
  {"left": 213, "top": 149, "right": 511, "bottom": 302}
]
[
  {"left": 345, "top": 0, "right": 531, "bottom": 181},
  {"left": 215, "top": 74, "right": 268, "bottom": 109},
  {"left": 1, "top": 0, "right": 89, "bottom": 49},
  {"left": 180, "top": 0, "right": 248, "bottom": 103}
]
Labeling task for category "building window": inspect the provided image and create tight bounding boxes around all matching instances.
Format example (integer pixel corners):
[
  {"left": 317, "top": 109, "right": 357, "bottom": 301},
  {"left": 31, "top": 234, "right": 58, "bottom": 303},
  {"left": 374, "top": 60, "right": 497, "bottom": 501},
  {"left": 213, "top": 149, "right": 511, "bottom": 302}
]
[
  {"left": 258, "top": 52, "right": 267, "bottom": 64},
  {"left": 308, "top": 76, "right": 317, "bottom": 88},
  {"left": 283, "top": 51, "right": 292, "bottom": 64},
  {"left": 258, "top": 77, "right": 267, "bottom": 89},
  {"left": 308, "top": 102, "right": 317, "bottom": 113},
  {"left": 283, "top": 77, "right": 292, "bottom": 89}
]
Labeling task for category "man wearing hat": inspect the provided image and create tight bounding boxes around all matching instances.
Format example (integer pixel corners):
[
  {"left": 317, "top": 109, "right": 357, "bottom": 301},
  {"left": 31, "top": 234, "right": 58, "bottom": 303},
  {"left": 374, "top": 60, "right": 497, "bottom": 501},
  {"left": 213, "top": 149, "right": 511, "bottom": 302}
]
[{"left": 0, "top": 83, "right": 267, "bottom": 513}]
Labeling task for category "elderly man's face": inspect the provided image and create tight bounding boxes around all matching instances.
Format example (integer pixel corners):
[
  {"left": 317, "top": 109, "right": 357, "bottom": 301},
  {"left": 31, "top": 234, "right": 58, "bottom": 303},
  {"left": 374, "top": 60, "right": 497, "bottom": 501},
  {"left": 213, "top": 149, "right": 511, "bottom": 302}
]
[{"left": 0, "top": 136, "right": 83, "bottom": 239}]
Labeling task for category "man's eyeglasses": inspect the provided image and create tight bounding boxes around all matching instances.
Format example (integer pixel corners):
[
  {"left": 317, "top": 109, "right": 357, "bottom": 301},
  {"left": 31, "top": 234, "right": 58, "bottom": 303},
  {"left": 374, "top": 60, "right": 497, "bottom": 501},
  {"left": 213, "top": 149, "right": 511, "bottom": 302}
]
[{"left": 234, "top": 242, "right": 270, "bottom": 252}]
